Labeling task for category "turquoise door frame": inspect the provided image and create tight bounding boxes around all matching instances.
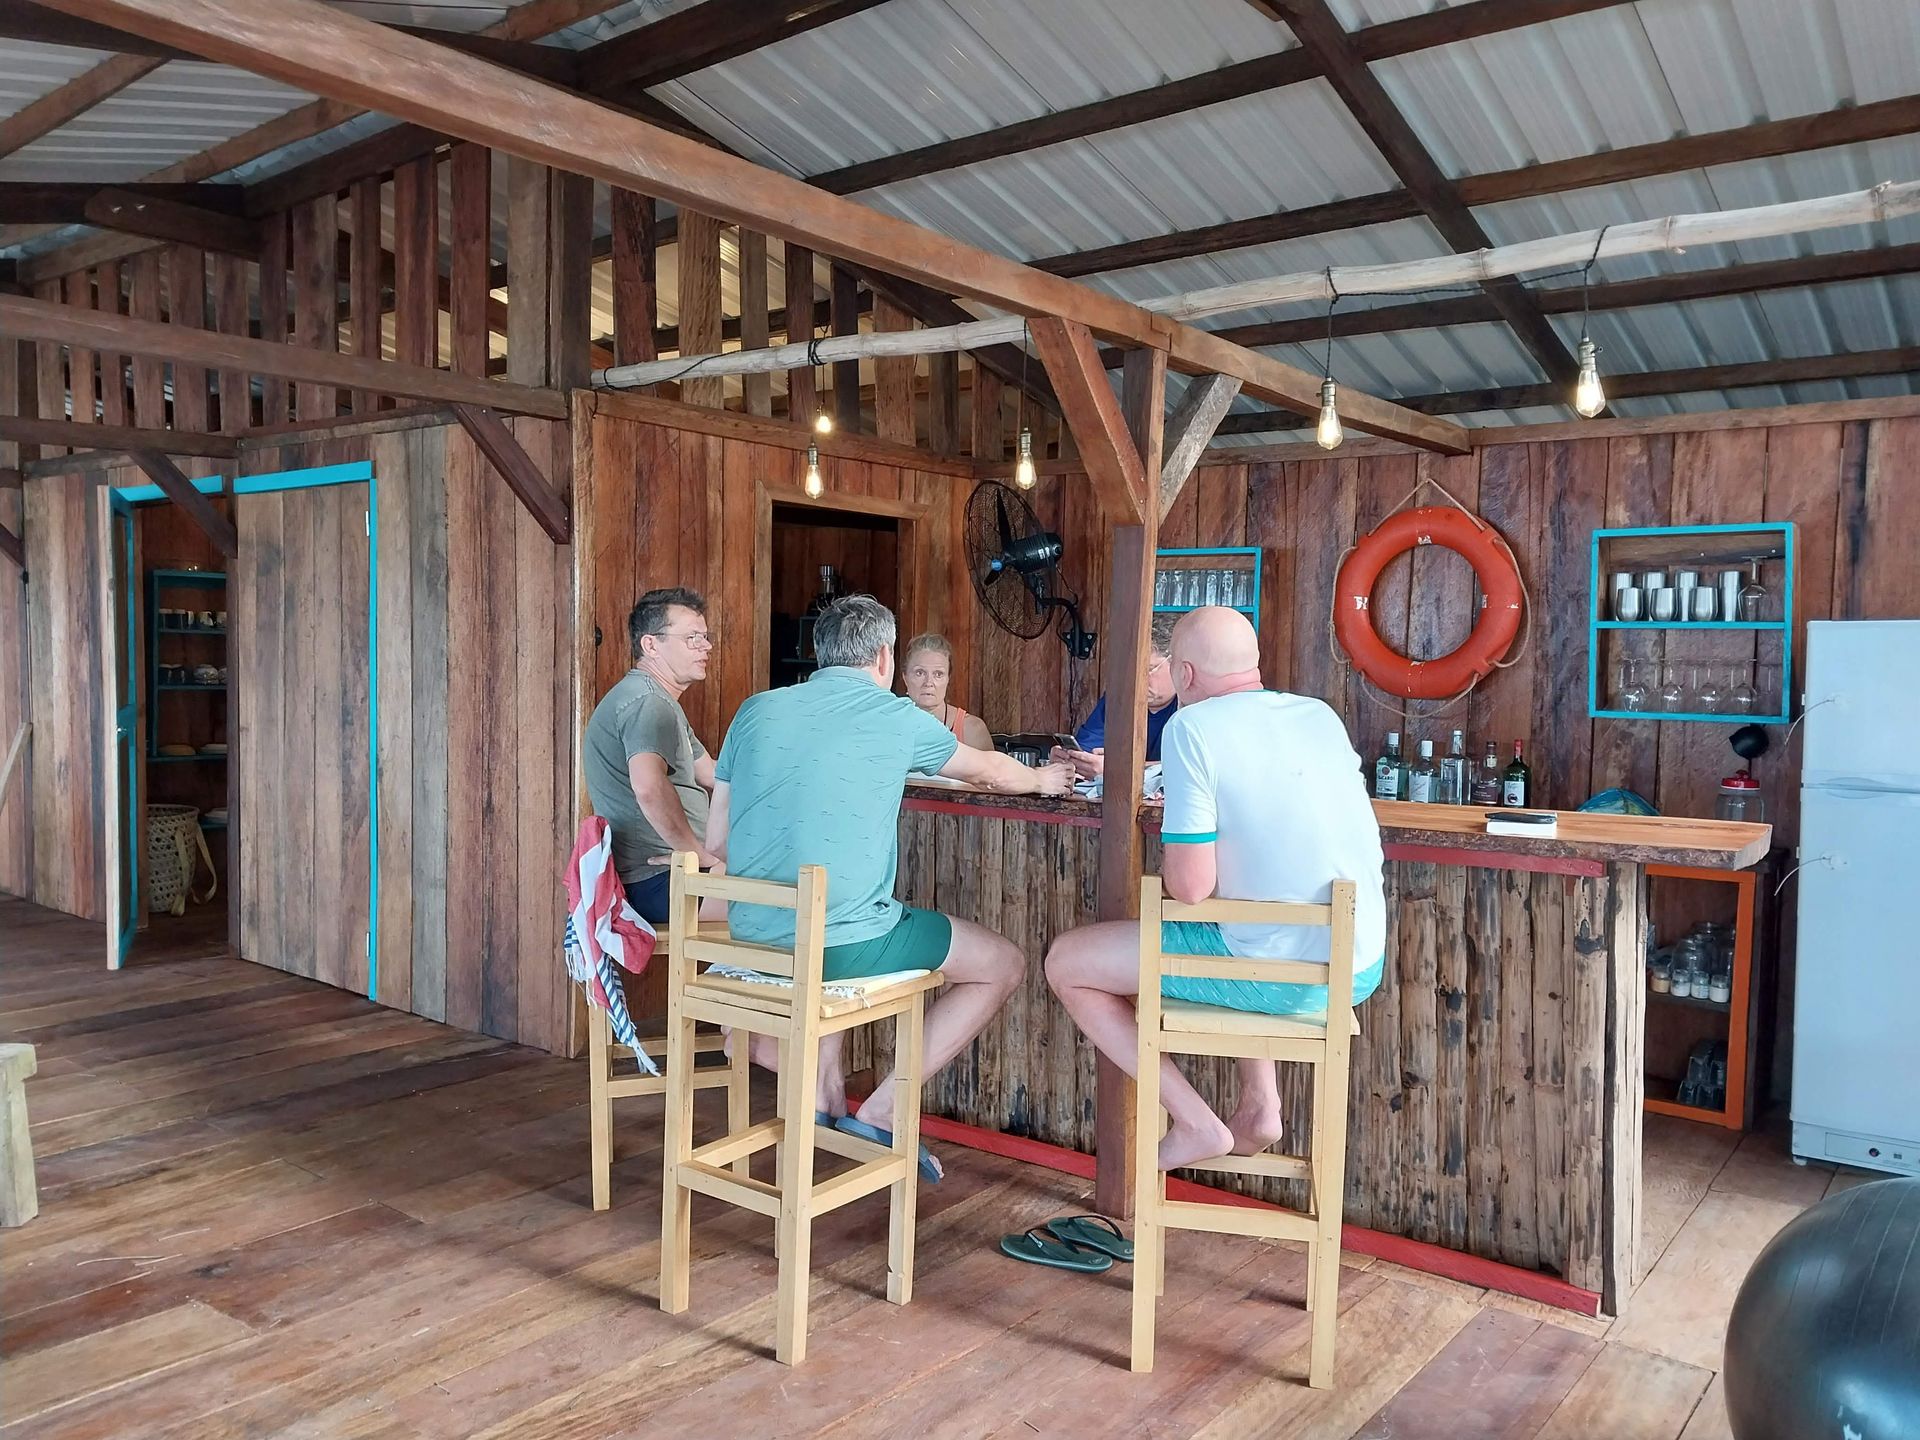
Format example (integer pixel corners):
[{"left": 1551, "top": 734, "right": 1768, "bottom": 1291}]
[
  {"left": 115, "top": 462, "right": 381, "bottom": 1000},
  {"left": 107, "top": 488, "right": 138, "bottom": 966}
]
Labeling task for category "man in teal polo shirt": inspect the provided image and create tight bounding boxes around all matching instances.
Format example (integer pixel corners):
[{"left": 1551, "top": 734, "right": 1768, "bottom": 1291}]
[{"left": 709, "top": 595, "right": 1071, "bottom": 1178}]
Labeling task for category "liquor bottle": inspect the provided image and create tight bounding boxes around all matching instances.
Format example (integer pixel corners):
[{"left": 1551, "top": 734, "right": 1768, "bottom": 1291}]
[
  {"left": 1373, "top": 731, "right": 1408, "bottom": 801},
  {"left": 1471, "top": 741, "right": 1503, "bottom": 806},
  {"left": 1502, "top": 740, "right": 1532, "bottom": 808},
  {"left": 1409, "top": 740, "right": 1438, "bottom": 803},
  {"left": 1439, "top": 729, "right": 1469, "bottom": 806}
]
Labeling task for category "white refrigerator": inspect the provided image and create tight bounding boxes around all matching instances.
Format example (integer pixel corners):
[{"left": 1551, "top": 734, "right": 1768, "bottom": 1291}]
[{"left": 1791, "top": 620, "right": 1920, "bottom": 1176}]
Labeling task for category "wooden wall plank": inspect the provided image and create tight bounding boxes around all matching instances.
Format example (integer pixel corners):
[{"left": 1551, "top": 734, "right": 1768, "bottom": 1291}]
[
  {"left": 831, "top": 263, "right": 861, "bottom": 431},
  {"left": 676, "top": 210, "right": 723, "bottom": 410},
  {"left": 1837, "top": 416, "right": 1920, "bottom": 619},
  {"left": 393, "top": 157, "right": 438, "bottom": 371},
  {"left": 0, "top": 341, "right": 28, "bottom": 896},
  {"left": 309, "top": 480, "right": 346, "bottom": 987},
  {"left": 31, "top": 279, "right": 65, "bottom": 459},
  {"left": 783, "top": 241, "right": 816, "bottom": 423},
  {"left": 128, "top": 253, "right": 166, "bottom": 429},
  {"left": 409, "top": 426, "right": 452, "bottom": 1024},
  {"left": 928, "top": 351, "right": 959, "bottom": 456},
  {"left": 94, "top": 263, "right": 126, "bottom": 427},
  {"left": 339, "top": 468, "right": 373, "bottom": 997},
  {"left": 610, "top": 188, "right": 658, "bottom": 371},
  {"left": 970, "top": 363, "right": 1004, "bottom": 462},
  {"left": 738, "top": 229, "right": 771, "bottom": 418},
  {"left": 64, "top": 272, "right": 96, "bottom": 429},
  {"left": 291, "top": 195, "right": 339, "bottom": 421},
  {"left": 479, "top": 419, "right": 522, "bottom": 1038},
  {"left": 258, "top": 216, "right": 290, "bottom": 426},
  {"left": 349, "top": 175, "right": 383, "bottom": 412},
  {"left": 872, "top": 293, "right": 916, "bottom": 446},
  {"left": 442, "top": 420, "right": 486, "bottom": 1031},
  {"left": 1589, "top": 435, "right": 1672, "bottom": 805},
  {"left": 209, "top": 254, "right": 250, "bottom": 433},
  {"left": 448, "top": 144, "right": 491, "bottom": 381},
  {"left": 371, "top": 429, "right": 415, "bottom": 1013},
  {"left": 279, "top": 481, "right": 319, "bottom": 977}
]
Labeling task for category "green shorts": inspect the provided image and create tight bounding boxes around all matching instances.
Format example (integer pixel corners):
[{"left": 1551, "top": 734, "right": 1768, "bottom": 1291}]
[
  {"left": 1160, "top": 920, "right": 1384, "bottom": 1016},
  {"left": 823, "top": 906, "right": 953, "bottom": 981}
]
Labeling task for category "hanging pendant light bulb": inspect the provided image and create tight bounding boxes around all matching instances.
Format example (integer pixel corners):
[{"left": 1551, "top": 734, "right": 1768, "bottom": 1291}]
[
  {"left": 813, "top": 408, "right": 833, "bottom": 435},
  {"left": 1013, "top": 428, "right": 1037, "bottom": 490},
  {"left": 1314, "top": 375, "right": 1343, "bottom": 451},
  {"left": 803, "top": 442, "right": 824, "bottom": 498},
  {"left": 1573, "top": 336, "right": 1606, "bottom": 419}
]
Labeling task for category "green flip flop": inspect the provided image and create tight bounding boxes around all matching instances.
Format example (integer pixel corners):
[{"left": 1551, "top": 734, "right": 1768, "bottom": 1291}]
[
  {"left": 1045, "top": 1214, "right": 1134, "bottom": 1263},
  {"left": 999, "top": 1225, "right": 1115, "bottom": 1273}
]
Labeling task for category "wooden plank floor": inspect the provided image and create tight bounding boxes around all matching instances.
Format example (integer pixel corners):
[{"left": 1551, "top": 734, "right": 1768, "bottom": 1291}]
[{"left": 0, "top": 897, "right": 1866, "bottom": 1439}]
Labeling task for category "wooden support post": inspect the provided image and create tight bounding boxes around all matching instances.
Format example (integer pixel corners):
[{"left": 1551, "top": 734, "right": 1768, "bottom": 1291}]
[
  {"left": 64, "top": 271, "right": 97, "bottom": 428},
  {"left": 677, "top": 210, "right": 723, "bottom": 408},
  {"left": 970, "top": 362, "right": 1004, "bottom": 461},
  {"left": 128, "top": 252, "right": 165, "bottom": 426},
  {"left": 871, "top": 292, "right": 915, "bottom": 446},
  {"left": 393, "top": 156, "right": 438, "bottom": 370},
  {"left": 1159, "top": 373, "right": 1241, "bottom": 518},
  {"left": 0, "top": 416, "right": 237, "bottom": 458},
  {"left": 784, "top": 241, "right": 818, "bottom": 424},
  {"left": 831, "top": 263, "right": 861, "bottom": 432},
  {"left": 0, "top": 1043, "right": 37, "bottom": 1228},
  {"left": 258, "top": 213, "right": 289, "bottom": 425},
  {"left": 209, "top": 253, "right": 249, "bottom": 431},
  {"left": 927, "top": 350, "right": 959, "bottom": 456},
  {"left": 506, "top": 158, "right": 591, "bottom": 389},
  {"left": 94, "top": 261, "right": 126, "bottom": 427},
  {"left": 290, "top": 193, "right": 338, "bottom": 421},
  {"left": 448, "top": 144, "right": 492, "bottom": 380},
  {"left": 129, "top": 449, "right": 238, "bottom": 557},
  {"left": 1092, "top": 346, "right": 1166, "bottom": 1218},
  {"left": 449, "top": 403, "right": 569, "bottom": 544},
  {"left": 738, "top": 229, "right": 771, "bottom": 417},
  {"left": 349, "top": 175, "right": 382, "bottom": 409},
  {"left": 610, "top": 188, "right": 658, "bottom": 372}
]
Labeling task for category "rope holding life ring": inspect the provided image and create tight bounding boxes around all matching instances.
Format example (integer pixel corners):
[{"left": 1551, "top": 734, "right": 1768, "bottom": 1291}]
[{"left": 1332, "top": 506, "right": 1525, "bottom": 701}]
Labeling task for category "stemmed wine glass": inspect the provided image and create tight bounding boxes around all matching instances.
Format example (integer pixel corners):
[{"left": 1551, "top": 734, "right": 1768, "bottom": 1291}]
[
  {"left": 1739, "top": 561, "right": 1769, "bottom": 622},
  {"left": 1659, "top": 665, "right": 1686, "bottom": 712},
  {"left": 1617, "top": 660, "right": 1649, "bottom": 712},
  {"left": 1729, "top": 664, "right": 1758, "bottom": 714},
  {"left": 1695, "top": 666, "right": 1723, "bottom": 714}
]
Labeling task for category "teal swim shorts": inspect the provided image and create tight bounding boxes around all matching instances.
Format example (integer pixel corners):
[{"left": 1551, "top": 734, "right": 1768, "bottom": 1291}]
[{"left": 1159, "top": 920, "right": 1384, "bottom": 1016}]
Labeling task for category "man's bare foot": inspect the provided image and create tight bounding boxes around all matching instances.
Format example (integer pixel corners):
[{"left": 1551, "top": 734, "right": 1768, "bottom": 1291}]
[
  {"left": 851, "top": 1098, "right": 942, "bottom": 1178},
  {"left": 1158, "top": 1113, "right": 1235, "bottom": 1171},
  {"left": 1226, "top": 1101, "right": 1285, "bottom": 1156}
]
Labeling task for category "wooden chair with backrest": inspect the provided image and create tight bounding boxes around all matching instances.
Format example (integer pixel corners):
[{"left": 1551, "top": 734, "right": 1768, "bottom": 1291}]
[
  {"left": 1131, "top": 876, "right": 1360, "bottom": 1389},
  {"left": 586, "top": 937, "right": 748, "bottom": 1211},
  {"left": 658, "top": 853, "right": 944, "bottom": 1365}
]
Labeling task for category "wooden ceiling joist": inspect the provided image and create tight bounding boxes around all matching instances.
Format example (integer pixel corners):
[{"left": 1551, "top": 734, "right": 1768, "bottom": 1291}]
[
  {"left": 43, "top": 0, "right": 1460, "bottom": 452},
  {"left": 577, "top": 0, "right": 889, "bottom": 97},
  {"left": 1159, "top": 374, "right": 1242, "bottom": 518},
  {"left": 82, "top": 188, "right": 260, "bottom": 258},
  {"left": 0, "top": 52, "right": 163, "bottom": 163},
  {"left": 0, "top": 182, "right": 246, "bottom": 226},
  {"left": 0, "top": 291, "right": 569, "bottom": 420},
  {"left": 128, "top": 449, "right": 237, "bottom": 556}
]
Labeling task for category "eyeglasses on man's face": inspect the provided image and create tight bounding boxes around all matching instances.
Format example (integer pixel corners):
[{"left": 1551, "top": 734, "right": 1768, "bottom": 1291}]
[{"left": 660, "top": 629, "right": 715, "bottom": 651}]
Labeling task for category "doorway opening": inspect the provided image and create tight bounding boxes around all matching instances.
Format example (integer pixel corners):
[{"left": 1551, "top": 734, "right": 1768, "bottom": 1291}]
[{"left": 767, "top": 502, "right": 901, "bottom": 689}]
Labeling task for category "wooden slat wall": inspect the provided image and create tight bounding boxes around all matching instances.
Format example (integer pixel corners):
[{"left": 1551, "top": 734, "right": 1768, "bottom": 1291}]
[{"left": 0, "top": 341, "right": 29, "bottom": 897}]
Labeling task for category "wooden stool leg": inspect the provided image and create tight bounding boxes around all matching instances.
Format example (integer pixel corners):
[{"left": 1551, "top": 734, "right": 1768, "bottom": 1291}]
[
  {"left": 727, "top": 1027, "right": 753, "bottom": 1179},
  {"left": 1306, "top": 1056, "right": 1349, "bottom": 1389},
  {"left": 0, "top": 1054, "right": 37, "bottom": 1229},
  {"left": 886, "top": 997, "right": 926, "bottom": 1305},
  {"left": 658, "top": 1006, "right": 698, "bottom": 1315},
  {"left": 588, "top": 1005, "right": 613, "bottom": 1213},
  {"left": 1130, "top": 1039, "right": 1162, "bottom": 1372},
  {"left": 775, "top": 1021, "right": 821, "bottom": 1365},
  {"left": 1155, "top": 1108, "right": 1170, "bottom": 1297}
]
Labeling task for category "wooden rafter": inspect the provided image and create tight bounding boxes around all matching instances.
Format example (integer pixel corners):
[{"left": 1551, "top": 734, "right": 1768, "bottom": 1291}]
[
  {"left": 0, "top": 182, "right": 246, "bottom": 225},
  {"left": 0, "top": 292, "right": 568, "bottom": 419},
  {"left": 0, "top": 518, "right": 21, "bottom": 570},
  {"left": 82, "top": 188, "right": 260, "bottom": 258},
  {"left": 806, "top": 1, "right": 1632, "bottom": 198},
  {"left": 0, "top": 53, "right": 163, "bottom": 163},
  {"left": 1268, "top": 0, "right": 1580, "bottom": 386},
  {"left": 578, "top": 0, "right": 888, "bottom": 97},
  {"left": 1033, "top": 93, "right": 1920, "bottom": 280},
  {"left": 128, "top": 449, "right": 237, "bottom": 557},
  {"left": 1159, "top": 374, "right": 1241, "bottom": 518}
]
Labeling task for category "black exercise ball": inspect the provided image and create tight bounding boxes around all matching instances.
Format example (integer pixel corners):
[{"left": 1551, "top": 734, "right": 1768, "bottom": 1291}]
[{"left": 1724, "top": 1177, "right": 1920, "bottom": 1440}]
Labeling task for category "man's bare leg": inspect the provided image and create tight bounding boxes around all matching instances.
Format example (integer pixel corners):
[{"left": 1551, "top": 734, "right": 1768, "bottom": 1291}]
[
  {"left": 1045, "top": 920, "right": 1234, "bottom": 1170},
  {"left": 852, "top": 916, "right": 1024, "bottom": 1179},
  {"left": 1227, "top": 1057, "right": 1286, "bottom": 1154}
]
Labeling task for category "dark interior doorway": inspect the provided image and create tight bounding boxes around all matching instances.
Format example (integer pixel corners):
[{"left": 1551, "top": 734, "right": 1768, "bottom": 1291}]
[{"left": 768, "top": 502, "right": 901, "bottom": 689}]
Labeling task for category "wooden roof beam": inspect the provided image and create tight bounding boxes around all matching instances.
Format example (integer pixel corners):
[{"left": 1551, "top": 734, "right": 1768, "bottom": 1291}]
[
  {"left": 0, "top": 415, "right": 238, "bottom": 458},
  {"left": 579, "top": 0, "right": 889, "bottom": 96},
  {"left": 0, "top": 52, "right": 163, "bottom": 162},
  {"left": 82, "top": 188, "right": 261, "bottom": 258}
]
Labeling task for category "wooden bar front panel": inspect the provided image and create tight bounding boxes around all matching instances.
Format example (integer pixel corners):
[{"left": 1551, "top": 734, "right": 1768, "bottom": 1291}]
[{"left": 897, "top": 805, "right": 1644, "bottom": 1300}]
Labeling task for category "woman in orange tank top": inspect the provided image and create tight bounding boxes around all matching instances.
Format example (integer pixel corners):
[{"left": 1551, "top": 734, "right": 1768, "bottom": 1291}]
[{"left": 902, "top": 633, "right": 993, "bottom": 750}]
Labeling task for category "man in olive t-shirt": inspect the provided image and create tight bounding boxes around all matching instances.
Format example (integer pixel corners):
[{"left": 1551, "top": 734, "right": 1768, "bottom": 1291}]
[{"left": 582, "top": 588, "right": 717, "bottom": 922}]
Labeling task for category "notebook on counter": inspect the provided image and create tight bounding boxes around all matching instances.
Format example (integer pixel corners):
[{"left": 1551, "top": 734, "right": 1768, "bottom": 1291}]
[{"left": 1486, "top": 809, "right": 1558, "bottom": 839}]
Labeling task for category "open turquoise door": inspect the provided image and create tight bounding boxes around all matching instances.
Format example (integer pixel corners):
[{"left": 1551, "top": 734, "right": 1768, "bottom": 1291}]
[{"left": 105, "top": 487, "right": 138, "bottom": 967}]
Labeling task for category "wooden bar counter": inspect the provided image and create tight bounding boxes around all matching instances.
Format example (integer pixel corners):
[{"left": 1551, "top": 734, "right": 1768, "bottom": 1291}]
[{"left": 893, "top": 784, "right": 1769, "bottom": 1313}]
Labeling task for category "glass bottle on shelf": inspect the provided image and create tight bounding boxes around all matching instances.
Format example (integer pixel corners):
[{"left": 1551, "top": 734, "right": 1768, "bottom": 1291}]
[
  {"left": 1374, "top": 732, "right": 1408, "bottom": 801},
  {"left": 1153, "top": 570, "right": 1171, "bottom": 606},
  {"left": 1409, "top": 740, "right": 1438, "bottom": 803},
  {"left": 1502, "top": 741, "right": 1532, "bottom": 808},
  {"left": 1439, "top": 729, "right": 1468, "bottom": 805},
  {"left": 1471, "top": 741, "right": 1503, "bottom": 805}
]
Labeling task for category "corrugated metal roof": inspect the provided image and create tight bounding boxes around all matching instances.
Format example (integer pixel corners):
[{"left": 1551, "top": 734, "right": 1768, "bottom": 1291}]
[{"left": 0, "top": 0, "right": 1913, "bottom": 433}]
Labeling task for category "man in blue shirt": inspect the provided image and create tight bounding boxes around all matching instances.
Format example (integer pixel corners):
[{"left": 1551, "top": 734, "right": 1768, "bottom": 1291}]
[{"left": 1052, "top": 612, "right": 1179, "bottom": 780}]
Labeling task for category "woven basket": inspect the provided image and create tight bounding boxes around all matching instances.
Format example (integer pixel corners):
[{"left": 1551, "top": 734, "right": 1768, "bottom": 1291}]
[{"left": 146, "top": 804, "right": 216, "bottom": 916}]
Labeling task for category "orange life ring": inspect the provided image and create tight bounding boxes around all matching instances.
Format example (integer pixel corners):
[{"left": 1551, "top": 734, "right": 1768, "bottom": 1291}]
[{"left": 1332, "top": 506, "right": 1524, "bottom": 700}]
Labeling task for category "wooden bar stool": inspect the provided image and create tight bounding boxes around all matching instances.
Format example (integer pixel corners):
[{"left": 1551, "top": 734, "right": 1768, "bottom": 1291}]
[
  {"left": 586, "top": 924, "right": 749, "bottom": 1211},
  {"left": 1131, "top": 876, "right": 1359, "bottom": 1389},
  {"left": 658, "top": 854, "right": 943, "bottom": 1365}
]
